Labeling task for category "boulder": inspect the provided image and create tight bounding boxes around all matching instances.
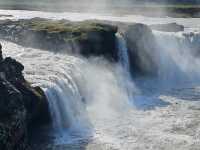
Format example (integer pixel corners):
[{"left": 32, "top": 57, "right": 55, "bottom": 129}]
[{"left": 124, "top": 23, "right": 158, "bottom": 75}]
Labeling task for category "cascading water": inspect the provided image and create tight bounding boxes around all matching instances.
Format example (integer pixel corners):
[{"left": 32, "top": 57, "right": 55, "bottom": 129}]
[
  {"left": 116, "top": 33, "right": 135, "bottom": 101},
  {"left": 2, "top": 39, "right": 93, "bottom": 139},
  {"left": 1, "top": 34, "right": 134, "bottom": 142},
  {"left": 45, "top": 78, "right": 88, "bottom": 133},
  {"left": 116, "top": 33, "right": 130, "bottom": 73},
  {"left": 2, "top": 10, "right": 200, "bottom": 149},
  {"left": 153, "top": 31, "right": 200, "bottom": 83}
]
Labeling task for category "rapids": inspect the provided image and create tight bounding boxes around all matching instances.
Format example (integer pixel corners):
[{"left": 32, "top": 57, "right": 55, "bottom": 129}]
[{"left": 1, "top": 9, "right": 200, "bottom": 150}]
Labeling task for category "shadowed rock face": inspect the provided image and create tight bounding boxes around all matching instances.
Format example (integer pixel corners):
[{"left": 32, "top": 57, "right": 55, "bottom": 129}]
[
  {"left": 0, "top": 77, "right": 27, "bottom": 150},
  {"left": 124, "top": 23, "right": 158, "bottom": 76},
  {"left": 0, "top": 54, "right": 50, "bottom": 149}
]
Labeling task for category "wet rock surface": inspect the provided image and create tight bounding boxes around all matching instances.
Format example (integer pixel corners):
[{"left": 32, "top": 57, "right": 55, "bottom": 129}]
[
  {"left": 124, "top": 23, "right": 158, "bottom": 76},
  {"left": 0, "top": 46, "right": 50, "bottom": 150},
  {"left": 0, "top": 76, "right": 27, "bottom": 150}
]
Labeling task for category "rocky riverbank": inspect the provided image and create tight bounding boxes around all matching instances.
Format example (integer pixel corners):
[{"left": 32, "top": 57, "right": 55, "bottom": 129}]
[{"left": 0, "top": 46, "right": 50, "bottom": 149}]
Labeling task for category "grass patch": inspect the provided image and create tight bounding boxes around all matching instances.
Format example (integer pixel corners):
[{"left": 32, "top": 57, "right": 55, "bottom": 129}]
[{"left": 27, "top": 19, "right": 116, "bottom": 34}]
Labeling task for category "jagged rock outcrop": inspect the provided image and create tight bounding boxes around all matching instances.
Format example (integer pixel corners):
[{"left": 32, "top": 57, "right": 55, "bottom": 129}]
[
  {"left": 124, "top": 23, "right": 158, "bottom": 75},
  {"left": 0, "top": 49, "right": 50, "bottom": 149},
  {"left": 0, "top": 18, "right": 118, "bottom": 60}
]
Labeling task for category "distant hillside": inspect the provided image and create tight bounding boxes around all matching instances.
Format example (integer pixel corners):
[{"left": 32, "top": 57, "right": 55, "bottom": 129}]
[
  {"left": 133, "top": 0, "right": 199, "bottom": 4},
  {"left": 0, "top": 0, "right": 199, "bottom": 6},
  {"left": 0, "top": 0, "right": 200, "bottom": 18}
]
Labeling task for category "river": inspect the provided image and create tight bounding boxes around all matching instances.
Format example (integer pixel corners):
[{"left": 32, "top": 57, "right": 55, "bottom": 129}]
[{"left": 1, "top": 9, "right": 200, "bottom": 150}]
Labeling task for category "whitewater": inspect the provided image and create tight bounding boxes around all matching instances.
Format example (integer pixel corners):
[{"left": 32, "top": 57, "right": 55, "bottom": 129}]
[{"left": 1, "top": 9, "right": 200, "bottom": 150}]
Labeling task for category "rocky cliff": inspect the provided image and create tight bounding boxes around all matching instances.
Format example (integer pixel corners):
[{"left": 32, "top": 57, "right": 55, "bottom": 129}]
[
  {"left": 0, "top": 50, "right": 50, "bottom": 149},
  {"left": 0, "top": 18, "right": 162, "bottom": 76},
  {"left": 0, "top": 18, "right": 118, "bottom": 61}
]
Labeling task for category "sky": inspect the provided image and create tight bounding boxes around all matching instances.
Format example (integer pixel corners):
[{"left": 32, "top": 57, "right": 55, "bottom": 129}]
[{"left": 0, "top": 0, "right": 199, "bottom": 13}]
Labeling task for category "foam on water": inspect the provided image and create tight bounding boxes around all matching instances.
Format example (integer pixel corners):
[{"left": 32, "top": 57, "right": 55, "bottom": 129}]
[
  {"left": 2, "top": 35, "right": 200, "bottom": 149},
  {"left": 1, "top": 39, "right": 134, "bottom": 145},
  {"left": 1, "top": 9, "right": 200, "bottom": 150},
  {"left": 153, "top": 31, "right": 200, "bottom": 83}
]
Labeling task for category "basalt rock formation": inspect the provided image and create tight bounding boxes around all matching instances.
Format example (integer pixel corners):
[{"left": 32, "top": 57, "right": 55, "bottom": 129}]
[
  {"left": 0, "top": 53, "right": 50, "bottom": 149},
  {"left": 124, "top": 23, "right": 158, "bottom": 76}
]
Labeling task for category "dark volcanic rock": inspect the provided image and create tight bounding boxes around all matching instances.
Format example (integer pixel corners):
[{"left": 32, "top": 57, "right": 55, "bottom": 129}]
[
  {"left": 124, "top": 23, "right": 158, "bottom": 75},
  {"left": 150, "top": 23, "right": 184, "bottom": 32},
  {"left": 0, "top": 76, "right": 28, "bottom": 150},
  {"left": 0, "top": 48, "right": 50, "bottom": 149},
  {"left": 0, "top": 18, "right": 118, "bottom": 61}
]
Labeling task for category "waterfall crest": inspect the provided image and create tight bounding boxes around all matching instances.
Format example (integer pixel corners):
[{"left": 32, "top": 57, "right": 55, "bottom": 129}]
[{"left": 2, "top": 26, "right": 200, "bottom": 149}]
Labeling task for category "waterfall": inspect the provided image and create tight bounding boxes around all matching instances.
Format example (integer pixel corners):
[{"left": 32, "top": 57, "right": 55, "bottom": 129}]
[
  {"left": 1, "top": 31, "right": 135, "bottom": 137},
  {"left": 153, "top": 30, "right": 200, "bottom": 83},
  {"left": 45, "top": 78, "right": 89, "bottom": 133},
  {"left": 116, "top": 33, "right": 135, "bottom": 102},
  {"left": 116, "top": 33, "right": 130, "bottom": 73},
  {"left": 42, "top": 56, "right": 133, "bottom": 138},
  {"left": 2, "top": 9, "right": 200, "bottom": 149}
]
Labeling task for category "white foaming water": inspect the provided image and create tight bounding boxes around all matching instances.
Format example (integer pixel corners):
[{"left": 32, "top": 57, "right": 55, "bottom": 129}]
[
  {"left": 116, "top": 33, "right": 135, "bottom": 103},
  {"left": 153, "top": 31, "right": 200, "bottom": 84},
  {"left": 1, "top": 39, "right": 133, "bottom": 144},
  {"left": 1, "top": 10, "right": 200, "bottom": 150},
  {"left": 2, "top": 33, "right": 200, "bottom": 150}
]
